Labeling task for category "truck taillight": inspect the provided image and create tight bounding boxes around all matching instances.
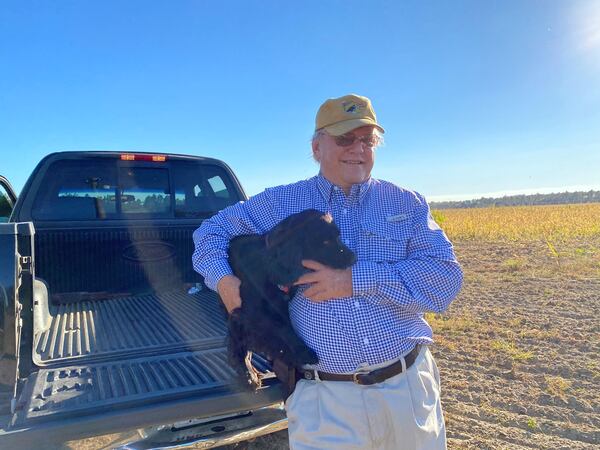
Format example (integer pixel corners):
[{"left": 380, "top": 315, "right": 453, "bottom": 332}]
[{"left": 120, "top": 154, "right": 167, "bottom": 162}]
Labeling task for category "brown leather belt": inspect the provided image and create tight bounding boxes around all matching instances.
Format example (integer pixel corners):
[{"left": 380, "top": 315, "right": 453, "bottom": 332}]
[{"left": 298, "top": 344, "right": 422, "bottom": 385}]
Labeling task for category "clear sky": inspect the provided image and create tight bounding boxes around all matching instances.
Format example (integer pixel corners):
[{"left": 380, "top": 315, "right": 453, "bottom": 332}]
[{"left": 1, "top": 0, "right": 599, "bottom": 201}]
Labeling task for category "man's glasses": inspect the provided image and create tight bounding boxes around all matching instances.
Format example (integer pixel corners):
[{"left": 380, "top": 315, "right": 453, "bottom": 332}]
[{"left": 333, "top": 133, "right": 380, "bottom": 148}]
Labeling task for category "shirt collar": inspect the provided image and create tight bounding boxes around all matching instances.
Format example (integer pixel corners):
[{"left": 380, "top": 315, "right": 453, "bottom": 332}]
[{"left": 315, "top": 174, "right": 372, "bottom": 205}]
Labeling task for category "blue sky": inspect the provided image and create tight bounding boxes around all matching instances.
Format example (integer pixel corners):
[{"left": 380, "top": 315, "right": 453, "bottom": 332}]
[{"left": 1, "top": 0, "right": 599, "bottom": 201}]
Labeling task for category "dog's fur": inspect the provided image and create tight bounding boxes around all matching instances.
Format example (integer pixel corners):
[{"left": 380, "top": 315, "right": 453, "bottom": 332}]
[{"left": 226, "top": 209, "right": 356, "bottom": 376}]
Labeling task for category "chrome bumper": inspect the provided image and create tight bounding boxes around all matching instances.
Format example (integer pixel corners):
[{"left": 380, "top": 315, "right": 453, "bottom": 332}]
[{"left": 113, "top": 403, "right": 287, "bottom": 449}]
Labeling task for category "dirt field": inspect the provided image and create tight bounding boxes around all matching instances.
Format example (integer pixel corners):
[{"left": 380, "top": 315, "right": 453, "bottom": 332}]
[{"left": 230, "top": 235, "right": 600, "bottom": 450}]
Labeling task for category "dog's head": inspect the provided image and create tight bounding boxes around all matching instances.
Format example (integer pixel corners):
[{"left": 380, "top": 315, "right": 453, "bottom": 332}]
[{"left": 265, "top": 209, "right": 356, "bottom": 287}]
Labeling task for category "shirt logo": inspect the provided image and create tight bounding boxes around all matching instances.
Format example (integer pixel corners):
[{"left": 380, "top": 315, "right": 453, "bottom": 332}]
[{"left": 386, "top": 213, "right": 409, "bottom": 222}]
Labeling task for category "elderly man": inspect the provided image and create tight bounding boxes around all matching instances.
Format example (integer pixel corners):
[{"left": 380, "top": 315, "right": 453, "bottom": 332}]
[{"left": 192, "top": 94, "right": 463, "bottom": 449}]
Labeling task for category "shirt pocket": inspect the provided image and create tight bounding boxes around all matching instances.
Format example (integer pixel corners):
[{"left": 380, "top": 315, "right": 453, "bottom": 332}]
[{"left": 359, "top": 221, "right": 411, "bottom": 262}]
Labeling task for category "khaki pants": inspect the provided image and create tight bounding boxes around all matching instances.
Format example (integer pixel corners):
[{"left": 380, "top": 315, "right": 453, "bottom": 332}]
[{"left": 285, "top": 347, "right": 446, "bottom": 450}]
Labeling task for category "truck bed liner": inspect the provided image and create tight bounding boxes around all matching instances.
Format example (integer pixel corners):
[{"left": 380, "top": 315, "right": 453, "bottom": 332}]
[
  {"left": 13, "top": 348, "right": 274, "bottom": 427},
  {"left": 35, "top": 290, "right": 227, "bottom": 365}
]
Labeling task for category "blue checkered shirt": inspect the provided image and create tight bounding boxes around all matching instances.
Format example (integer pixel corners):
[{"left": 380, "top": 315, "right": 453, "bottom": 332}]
[{"left": 192, "top": 175, "right": 463, "bottom": 373}]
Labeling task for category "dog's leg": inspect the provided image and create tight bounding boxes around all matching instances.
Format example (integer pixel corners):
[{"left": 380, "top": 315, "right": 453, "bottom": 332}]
[{"left": 227, "top": 309, "right": 248, "bottom": 374}]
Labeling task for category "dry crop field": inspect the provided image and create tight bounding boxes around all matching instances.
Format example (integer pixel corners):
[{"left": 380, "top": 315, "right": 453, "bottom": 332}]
[{"left": 232, "top": 203, "right": 600, "bottom": 450}]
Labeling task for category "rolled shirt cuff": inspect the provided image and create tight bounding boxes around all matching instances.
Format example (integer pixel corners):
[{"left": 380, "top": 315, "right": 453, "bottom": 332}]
[
  {"left": 352, "top": 260, "right": 387, "bottom": 297},
  {"left": 203, "top": 260, "right": 234, "bottom": 292}
]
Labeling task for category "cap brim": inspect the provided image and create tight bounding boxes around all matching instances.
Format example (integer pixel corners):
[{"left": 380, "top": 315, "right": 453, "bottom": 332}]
[{"left": 320, "top": 118, "right": 385, "bottom": 136}]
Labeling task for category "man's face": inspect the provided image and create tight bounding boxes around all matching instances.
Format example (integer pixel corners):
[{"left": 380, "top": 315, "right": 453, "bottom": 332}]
[{"left": 312, "top": 126, "right": 377, "bottom": 193}]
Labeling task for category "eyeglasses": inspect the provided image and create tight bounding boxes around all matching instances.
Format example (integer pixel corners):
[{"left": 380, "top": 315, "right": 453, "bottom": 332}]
[{"left": 332, "top": 133, "right": 380, "bottom": 148}]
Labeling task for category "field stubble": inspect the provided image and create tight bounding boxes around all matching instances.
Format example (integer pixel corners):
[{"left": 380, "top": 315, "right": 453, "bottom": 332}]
[{"left": 429, "top": 203, "right": 600, "bottom": 449}]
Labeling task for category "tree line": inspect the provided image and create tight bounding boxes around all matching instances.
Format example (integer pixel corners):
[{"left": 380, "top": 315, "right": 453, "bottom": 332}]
[{"left": 430, "top": 190, "right": 600, "bottom": 209}]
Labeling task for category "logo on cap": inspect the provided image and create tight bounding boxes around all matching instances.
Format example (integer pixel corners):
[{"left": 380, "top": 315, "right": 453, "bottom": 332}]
[{"left": 342, "top": 101, "right": 365, "bottom": 114}]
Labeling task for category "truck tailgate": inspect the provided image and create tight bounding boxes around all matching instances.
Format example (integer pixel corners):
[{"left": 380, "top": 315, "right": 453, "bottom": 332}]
[
  {"left": 14, "top": 347, "right": 276, "bottom": 427},
  {"left": 1, "top": 365, "right": 283, "bottom": 447},
  {"left": 2, "top": 288, "right": 284, "bottom": 446}
]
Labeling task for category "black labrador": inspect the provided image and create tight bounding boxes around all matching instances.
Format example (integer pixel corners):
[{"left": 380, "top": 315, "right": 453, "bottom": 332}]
[{"left": 226, "top": 209, "right": 356, "bottom": 384}]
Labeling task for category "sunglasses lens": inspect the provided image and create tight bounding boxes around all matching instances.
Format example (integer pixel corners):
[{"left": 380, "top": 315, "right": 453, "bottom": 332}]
[
  {"left": 334, "top": 135, "right": 355, "bottom": 146},
  {"left": 333, "top": 133, "right": 380, "bottom": 147},
  {"left": 362, "top": 136, "right": 379, "bottom": 147}
]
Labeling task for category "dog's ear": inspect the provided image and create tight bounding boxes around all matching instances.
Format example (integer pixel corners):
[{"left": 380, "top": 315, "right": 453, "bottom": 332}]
[
  {"left": 266, "top": 240, "right": 306, "bottom": 286},
  {"left": 265, "top": 209, "right": 328, "bottom": 286}
]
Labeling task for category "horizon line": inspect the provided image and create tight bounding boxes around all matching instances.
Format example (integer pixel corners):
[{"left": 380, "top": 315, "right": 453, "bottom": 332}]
[{"left": 427, "top": 184, "right": 600, "bottom": 203}]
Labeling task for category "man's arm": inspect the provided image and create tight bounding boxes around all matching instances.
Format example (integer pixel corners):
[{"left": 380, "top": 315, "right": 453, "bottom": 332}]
[
  {"left": 192, "top": 189, "right": 280, "bottom": 304},
  {"left": 351, "top": 195, "right": 463, "bottom": 313},
  {"left": 216, "top": 275, "right": 243, "bottom": 313}
]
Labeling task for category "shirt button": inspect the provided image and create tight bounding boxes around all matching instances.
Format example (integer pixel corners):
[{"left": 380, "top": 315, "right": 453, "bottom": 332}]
[
  {"left": 363, "top": 338, "right": 369, "bottom": 345},
  {"left": 344, "top": 239, "right": 350, "bottom": 245},
  {"left": 342, "top": 208, "right": 347, "bottom": 214},
  {"left": 354, "top": 301, "right": 360, "bottom": 308}
]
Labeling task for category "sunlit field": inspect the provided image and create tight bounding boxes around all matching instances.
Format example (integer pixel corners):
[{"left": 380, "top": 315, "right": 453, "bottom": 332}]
[
  {"left": 426, "top": 203, "right": 600, "bottom": 449},
  {"left": 432, "top": 203, "right": 600, "bottom": 242}
]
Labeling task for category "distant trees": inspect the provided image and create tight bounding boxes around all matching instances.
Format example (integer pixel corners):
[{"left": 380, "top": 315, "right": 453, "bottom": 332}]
[{"left": 430, "top": 190, "right": 600, "bottom": 209}]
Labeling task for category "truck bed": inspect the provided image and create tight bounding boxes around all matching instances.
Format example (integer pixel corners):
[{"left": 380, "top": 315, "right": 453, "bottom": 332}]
[
  {"left": 35, "top": 289, "right": 227, "bottom": 365},
  {"left": 13, "top": 289, "right": 275, "bottom": 428}
]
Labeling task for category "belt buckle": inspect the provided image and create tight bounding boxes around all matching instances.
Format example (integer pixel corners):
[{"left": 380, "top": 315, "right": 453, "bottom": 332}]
[
  {"left": 352, "top": 367, "right": 371, "bottom": 385},
  {"left": 303, "top": 370, "right": 315, "bottom": 380}
]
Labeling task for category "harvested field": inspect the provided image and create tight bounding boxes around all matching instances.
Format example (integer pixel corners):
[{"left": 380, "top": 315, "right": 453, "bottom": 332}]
[{"left": 434, "top": 236, "right": 599, "bottom": 449}]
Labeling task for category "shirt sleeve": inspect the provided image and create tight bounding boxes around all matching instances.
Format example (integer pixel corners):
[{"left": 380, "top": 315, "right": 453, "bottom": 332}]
[
  {"left": 352, "top": 194, "right": 463, "bottom": 313},
  {"left": 192, "top": 188, "right": 280, "bottom": 292}
]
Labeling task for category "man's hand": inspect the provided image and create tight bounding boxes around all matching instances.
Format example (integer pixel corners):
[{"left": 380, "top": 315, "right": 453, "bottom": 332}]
[
  {"left": 217, "top": 274, "right": 242, "bottom": 313},
  {"left": 293, "top": 260, "right": 353, "bottom": 302}
]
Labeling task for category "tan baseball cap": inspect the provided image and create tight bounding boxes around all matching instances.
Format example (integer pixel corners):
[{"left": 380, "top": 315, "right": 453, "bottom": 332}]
[{"left": 315, "top": 94, "right": 385, "bottom": 136}]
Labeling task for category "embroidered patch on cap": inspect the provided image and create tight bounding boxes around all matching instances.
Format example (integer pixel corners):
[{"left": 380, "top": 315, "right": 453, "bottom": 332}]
[{"left": 342, "top": 101, "right": 366, "bottom": 114}]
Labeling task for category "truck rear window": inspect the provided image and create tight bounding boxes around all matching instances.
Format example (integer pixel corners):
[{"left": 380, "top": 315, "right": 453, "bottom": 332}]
[{"left": 31, "top": 158, "right": 240, "bottom": 220}]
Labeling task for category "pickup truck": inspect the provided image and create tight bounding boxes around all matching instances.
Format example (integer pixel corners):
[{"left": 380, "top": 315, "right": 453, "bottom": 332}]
[{"left": 0, "top": 151, "right": 286, "bottom": 449}]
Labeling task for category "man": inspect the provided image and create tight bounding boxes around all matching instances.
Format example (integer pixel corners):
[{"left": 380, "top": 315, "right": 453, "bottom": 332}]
[{"left": 192, "top": 94, "right": 463, "bottom": 449}]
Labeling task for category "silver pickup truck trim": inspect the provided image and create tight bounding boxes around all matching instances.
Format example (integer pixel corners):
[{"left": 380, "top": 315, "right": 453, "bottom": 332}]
[{"left": 114, "top": 403, "right": 287, "bottom": 449}]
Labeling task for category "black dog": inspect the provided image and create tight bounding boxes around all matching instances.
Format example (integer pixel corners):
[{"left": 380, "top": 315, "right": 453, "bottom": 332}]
[{"left": 226, "top": 209, "right": 356, "bottom": 383}]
